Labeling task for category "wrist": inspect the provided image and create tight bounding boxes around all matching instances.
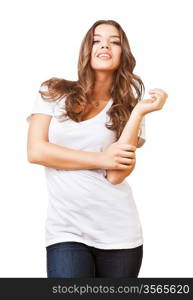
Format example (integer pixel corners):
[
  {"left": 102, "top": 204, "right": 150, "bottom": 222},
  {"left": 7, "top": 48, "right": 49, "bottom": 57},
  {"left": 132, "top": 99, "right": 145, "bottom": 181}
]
[{"left": 131, "top": 106, "right": 145, "bottom": 119}]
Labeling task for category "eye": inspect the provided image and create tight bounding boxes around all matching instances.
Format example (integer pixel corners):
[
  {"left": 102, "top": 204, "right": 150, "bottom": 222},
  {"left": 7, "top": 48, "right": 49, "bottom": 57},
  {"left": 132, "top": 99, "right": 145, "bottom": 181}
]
[
  {"left": 93, "top": 40, "right": 120, "bottom": 45},
  {"left": 112, "top": 41, "right": 121, "bottom": 45}
]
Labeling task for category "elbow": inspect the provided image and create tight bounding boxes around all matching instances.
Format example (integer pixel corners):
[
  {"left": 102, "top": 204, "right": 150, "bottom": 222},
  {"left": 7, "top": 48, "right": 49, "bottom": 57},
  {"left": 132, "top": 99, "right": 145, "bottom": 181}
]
[
  {"left": 109, "top": 179, "right": 124, "bottom": 185},
  {"left": 105, "top": 172, "right": 125, "bottom": 185},
  {"left": 110, "top": 180, "right": 123, "bottom": 185},
  {"left": 27, "top": 142, "right": 46, "bottom": 164},
  {"left": 106, "top": 168, "right": 135, "bottom": 185},
  {"left": 27, "top": 149, "right": 41, "bottom": 164},
  {"left": 107, "top": 176, "right": 124, "bottom": 185}
]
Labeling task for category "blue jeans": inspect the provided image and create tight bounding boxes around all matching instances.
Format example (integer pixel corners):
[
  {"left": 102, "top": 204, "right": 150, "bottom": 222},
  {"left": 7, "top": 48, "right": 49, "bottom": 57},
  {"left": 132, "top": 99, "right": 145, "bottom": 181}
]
[{"left": 46, "top": 241, "right": 143, "bottom": 278}]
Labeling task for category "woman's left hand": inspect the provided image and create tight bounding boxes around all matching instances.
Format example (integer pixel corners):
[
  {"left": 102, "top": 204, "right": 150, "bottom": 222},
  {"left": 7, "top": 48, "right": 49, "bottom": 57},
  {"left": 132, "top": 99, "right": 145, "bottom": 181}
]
[{"left": 133, "top": 88, "right": 168, "bottom": 117}]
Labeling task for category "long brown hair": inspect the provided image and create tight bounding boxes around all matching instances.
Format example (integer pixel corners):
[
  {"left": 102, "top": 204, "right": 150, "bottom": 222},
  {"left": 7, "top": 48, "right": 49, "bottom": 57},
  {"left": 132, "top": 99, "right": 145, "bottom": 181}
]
[{"left": 39, "top": 19, "right": 145, "bottom": 140}]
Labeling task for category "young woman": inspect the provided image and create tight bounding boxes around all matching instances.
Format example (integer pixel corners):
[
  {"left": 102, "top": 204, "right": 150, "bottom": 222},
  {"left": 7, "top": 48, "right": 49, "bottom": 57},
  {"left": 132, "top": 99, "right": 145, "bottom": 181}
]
[{"left": 26, "top": 19, "right": 168, "bottom": 278}]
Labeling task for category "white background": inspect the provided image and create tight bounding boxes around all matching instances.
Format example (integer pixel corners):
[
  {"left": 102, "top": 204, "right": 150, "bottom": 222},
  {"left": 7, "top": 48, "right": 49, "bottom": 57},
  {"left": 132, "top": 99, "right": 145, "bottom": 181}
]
[{"left": 0, "top": 0, "right": 192, "bottom": 277}]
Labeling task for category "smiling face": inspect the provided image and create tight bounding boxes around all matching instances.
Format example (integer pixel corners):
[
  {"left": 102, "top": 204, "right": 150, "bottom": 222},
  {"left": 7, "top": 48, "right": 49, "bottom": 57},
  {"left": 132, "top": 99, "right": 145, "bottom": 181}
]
[{"left": 90, "top": 24, "right": 122, "bottom": 72}]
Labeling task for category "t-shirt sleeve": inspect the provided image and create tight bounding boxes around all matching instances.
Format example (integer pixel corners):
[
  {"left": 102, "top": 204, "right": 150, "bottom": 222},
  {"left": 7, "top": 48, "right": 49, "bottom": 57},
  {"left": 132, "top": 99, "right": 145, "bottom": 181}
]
[
  {"left": 26, "top": 90, "right": 56, "bottom": 123},
  {"left": 137, "top": 115, "right": 146, "bottom": 148}
]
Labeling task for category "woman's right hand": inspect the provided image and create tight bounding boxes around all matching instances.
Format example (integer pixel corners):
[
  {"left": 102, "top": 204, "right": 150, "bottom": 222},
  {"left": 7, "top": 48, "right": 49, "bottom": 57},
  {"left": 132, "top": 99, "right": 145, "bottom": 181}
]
[{"left": 99, "top": 142, "right": 136, "bottom": 170}]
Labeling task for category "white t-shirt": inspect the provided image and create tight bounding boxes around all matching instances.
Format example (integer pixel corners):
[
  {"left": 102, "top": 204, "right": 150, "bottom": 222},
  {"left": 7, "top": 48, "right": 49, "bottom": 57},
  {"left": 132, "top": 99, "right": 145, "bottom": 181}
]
[{"left": 26, "top": 91, "right": 146, "bottom": 249}]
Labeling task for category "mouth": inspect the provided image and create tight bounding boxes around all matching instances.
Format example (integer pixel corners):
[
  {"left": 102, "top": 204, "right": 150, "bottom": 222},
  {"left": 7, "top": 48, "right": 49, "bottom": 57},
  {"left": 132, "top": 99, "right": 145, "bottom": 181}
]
[{"left": 97, "top": 54, "right": 112, "bottom": 60}]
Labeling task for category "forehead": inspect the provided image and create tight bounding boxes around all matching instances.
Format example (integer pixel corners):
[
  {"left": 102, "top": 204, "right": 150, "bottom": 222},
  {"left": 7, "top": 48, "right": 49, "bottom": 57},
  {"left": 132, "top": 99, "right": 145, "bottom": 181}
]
[{"left": 94, "top": 24, "right": 120, "bottom": 38}]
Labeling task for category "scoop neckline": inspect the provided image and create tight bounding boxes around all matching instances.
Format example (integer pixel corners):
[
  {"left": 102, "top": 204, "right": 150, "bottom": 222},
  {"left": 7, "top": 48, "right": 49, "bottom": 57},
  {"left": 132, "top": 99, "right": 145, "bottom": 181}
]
[{"left": 75, "top": 98, "right": 113, "bottom": 125}]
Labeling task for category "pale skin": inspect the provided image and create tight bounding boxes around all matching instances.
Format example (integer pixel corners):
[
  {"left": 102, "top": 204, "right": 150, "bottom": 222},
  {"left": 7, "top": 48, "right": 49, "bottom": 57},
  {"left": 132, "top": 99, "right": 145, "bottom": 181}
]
[
  {"left": 104, "top": 88, "right": 168, "bottom": 184},
  {"left": 27, "top": 24, "right": 168, "bottom": 185},
  {"left": 89, "top": 24, "right": 168, "bottom": 184}
]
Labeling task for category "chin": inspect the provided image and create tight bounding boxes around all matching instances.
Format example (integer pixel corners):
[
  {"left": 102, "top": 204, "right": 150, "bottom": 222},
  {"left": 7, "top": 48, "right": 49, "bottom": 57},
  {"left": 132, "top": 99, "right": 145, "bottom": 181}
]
[{"left": 92, "top": 65, "right": 115, "bottom": 71}]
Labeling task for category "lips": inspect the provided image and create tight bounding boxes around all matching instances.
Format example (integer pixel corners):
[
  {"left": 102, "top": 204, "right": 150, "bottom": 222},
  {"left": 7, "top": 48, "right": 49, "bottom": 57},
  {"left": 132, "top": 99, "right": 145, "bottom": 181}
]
[{"left": 96, "top": 51, "right": 112, "bottom": 59}]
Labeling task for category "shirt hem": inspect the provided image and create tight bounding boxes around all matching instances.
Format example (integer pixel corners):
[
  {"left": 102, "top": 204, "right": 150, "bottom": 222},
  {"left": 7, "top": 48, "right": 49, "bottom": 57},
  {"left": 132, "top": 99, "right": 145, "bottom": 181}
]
[{"left": 45, "top": 236, "right": 144, "bottom": 250}]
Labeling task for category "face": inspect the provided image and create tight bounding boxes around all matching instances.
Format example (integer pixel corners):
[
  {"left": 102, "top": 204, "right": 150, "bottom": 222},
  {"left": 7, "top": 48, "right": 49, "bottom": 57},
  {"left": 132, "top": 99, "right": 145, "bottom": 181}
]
[{"left": 90, "top": 24, "right": 122, "bottom": 72}]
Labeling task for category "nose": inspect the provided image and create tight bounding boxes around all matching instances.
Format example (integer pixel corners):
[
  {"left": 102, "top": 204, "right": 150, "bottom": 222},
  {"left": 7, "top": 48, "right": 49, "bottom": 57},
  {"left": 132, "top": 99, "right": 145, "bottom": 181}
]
[
  {"left": 101, "top": 45, "right": 110, "bottom": 50},
  {"left": 101, "top": 40, "right": 110, "bottom": 49}
]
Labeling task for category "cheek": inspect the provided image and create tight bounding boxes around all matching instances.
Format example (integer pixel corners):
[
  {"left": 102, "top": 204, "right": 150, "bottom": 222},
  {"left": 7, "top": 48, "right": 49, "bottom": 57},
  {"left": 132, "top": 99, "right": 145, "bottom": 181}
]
[
  {"left": 90, "top": 48, "right": 96, "bottom": 61},
  {"left": 113, "top": 50, "right": 122, "bottom": 64},
  {"left": 90, "top": 53, "right": 96, "bottom": 65}
]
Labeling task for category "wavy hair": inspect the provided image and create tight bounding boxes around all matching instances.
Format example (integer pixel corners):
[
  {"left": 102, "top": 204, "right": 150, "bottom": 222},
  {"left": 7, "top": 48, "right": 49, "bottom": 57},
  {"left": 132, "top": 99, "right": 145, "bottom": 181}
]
[{"left": 39, "top": 19, "right": 145, "bottom": 140}]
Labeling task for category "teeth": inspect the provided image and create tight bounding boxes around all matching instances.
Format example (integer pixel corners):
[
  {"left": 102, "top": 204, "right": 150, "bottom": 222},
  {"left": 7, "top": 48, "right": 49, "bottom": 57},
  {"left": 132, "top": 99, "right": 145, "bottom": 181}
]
[{"left": 98, "top": 54, "right": 111, "bottom": 58}]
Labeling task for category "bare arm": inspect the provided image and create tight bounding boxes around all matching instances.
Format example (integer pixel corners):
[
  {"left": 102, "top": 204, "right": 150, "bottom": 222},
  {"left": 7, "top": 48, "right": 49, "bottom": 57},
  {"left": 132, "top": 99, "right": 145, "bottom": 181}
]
[
  {"left": 105, "top": 87, "right": 168, "bottom": 184},
  {"left": 105, "top": 109, "right": 143, "bottom": 184},
  {"left": 27, "top": 113, "right": 129, "bottom": 172},
  {"left": 27, "top": 114, "right": 102, "bottom": 170},
  {"left": 29, "top": 140, "right": 102, "bottom": 170}
]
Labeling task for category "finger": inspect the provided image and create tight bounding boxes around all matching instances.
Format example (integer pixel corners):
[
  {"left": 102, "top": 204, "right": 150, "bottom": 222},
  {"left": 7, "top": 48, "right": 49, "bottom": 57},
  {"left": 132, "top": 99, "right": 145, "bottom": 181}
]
[
  {"left": 149, "top": 91, "right": 162, "bottom": 98},
  {"left": 150, "top": 95, "right": 157, "bottom": 100},
  {"left": 117, "top": 163, "right": 133, "bottom": 170},
  {"left": 149, "top": 90, "right": 164, "bottom": 98},
  {"left": 119, "top": 150, "right": 135, "bottom": 158},
  {"left": 118, "top": 157, "right": 134, "bottom": 165},
  {"left": 119, "top": 144, "right": 136, "bottom": 152},
  {"left": 149, "top": 93, "right": 162, "bottom": 102},
  {"left": 152, "top": 88, "right": 168, "bottom": 98}
]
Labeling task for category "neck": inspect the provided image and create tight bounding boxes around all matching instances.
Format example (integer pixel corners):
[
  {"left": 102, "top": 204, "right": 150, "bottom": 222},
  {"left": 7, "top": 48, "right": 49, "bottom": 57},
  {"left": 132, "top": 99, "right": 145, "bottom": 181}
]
[{"left": 91, "top": 71, "right": 113, "bottom": 101}]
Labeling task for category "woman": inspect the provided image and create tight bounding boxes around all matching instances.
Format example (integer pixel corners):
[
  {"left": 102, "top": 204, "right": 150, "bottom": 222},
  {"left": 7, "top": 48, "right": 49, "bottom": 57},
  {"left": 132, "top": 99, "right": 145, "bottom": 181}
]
[{"left": 26, "top": 19, "right": 168, "bottom": 278}]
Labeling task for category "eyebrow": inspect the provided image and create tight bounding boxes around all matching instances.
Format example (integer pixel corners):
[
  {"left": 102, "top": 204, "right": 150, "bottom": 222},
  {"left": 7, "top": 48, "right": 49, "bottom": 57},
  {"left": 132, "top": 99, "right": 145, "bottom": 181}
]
[{"left": 94, "top": 34, "right": 120, "bottom": 38}]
